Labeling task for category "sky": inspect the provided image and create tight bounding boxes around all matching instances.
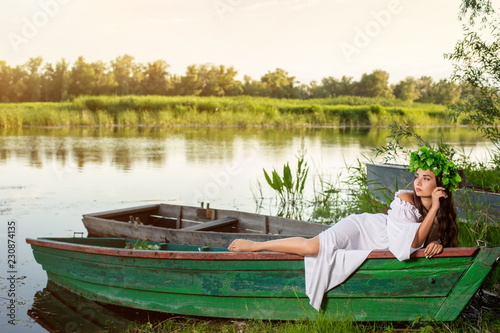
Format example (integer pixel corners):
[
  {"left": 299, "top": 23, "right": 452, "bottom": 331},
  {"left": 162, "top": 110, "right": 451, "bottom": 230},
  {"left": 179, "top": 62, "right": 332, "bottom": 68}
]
[{"left": 0, "top": 0, "right": 482, "bottom": 84}]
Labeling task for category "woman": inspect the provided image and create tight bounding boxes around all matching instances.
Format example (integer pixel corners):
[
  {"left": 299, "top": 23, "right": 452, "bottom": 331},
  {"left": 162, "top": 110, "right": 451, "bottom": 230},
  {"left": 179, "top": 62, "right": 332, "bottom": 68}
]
[{"left": 228, "top": 146, "right": 461, "bottom": 310}]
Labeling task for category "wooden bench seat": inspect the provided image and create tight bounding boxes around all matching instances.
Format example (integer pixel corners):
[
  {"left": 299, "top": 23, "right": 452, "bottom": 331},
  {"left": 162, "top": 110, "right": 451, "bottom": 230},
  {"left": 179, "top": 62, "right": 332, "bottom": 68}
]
[{"left": 181, "top": 217, "right": 238, "bottom": 231}]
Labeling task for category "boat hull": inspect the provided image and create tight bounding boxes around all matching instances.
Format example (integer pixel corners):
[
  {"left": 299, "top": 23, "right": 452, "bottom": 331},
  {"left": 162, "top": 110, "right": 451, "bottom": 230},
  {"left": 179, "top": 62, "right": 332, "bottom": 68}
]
[{"left": 26, "top": 237, "right": 500, "bottom": 321}]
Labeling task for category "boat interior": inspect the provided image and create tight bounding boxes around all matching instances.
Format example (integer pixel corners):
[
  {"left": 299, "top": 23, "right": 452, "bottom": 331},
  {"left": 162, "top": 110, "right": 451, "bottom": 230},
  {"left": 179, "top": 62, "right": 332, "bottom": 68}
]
[{"left": 39, "top": 237, "right": 229, "bottom": 252}]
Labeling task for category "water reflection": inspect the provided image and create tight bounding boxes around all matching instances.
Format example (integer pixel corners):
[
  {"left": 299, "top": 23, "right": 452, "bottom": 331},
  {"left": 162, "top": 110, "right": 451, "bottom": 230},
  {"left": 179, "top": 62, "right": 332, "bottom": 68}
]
[
  {"left": 29, "top": 281, "right": 131, "bottom": 332},
  {"left": 0, "top": 127, "right": 492, "bottom": 172}
]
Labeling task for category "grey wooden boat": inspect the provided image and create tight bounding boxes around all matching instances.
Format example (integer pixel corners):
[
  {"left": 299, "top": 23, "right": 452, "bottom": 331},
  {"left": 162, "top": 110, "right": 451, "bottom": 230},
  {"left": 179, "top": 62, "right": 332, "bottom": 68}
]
[{"left": 83, "top": 203, "right": 328, "bottom": 247}]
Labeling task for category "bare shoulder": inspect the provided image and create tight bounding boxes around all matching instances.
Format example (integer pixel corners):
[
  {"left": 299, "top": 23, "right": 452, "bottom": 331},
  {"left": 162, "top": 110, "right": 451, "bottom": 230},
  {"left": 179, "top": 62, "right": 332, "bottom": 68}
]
[{"left": 397, "top": 192, "right": 414, "bottom": 205}]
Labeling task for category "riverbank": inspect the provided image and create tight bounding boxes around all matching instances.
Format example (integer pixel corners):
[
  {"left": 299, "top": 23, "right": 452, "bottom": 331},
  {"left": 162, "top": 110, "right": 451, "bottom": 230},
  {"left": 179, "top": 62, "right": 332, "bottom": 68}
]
[
  {"left": 0, "top": 95, "right": 450, "bottom": 128},
  {"left": 126, "top": 315, "right": 500, "bottom": 333}
]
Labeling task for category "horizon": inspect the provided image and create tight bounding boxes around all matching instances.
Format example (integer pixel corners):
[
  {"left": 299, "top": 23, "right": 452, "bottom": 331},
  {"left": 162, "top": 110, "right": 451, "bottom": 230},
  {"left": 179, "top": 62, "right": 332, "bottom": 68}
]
[{"left": 1, "top": 0, "right": 490, "bottom": 84}]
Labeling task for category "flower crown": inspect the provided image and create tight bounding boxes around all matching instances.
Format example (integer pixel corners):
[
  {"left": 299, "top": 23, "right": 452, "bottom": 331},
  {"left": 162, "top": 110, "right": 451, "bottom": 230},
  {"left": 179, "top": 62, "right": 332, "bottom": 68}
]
[{"left": 408, "top": 146, "right": 462, "bottom": 192}]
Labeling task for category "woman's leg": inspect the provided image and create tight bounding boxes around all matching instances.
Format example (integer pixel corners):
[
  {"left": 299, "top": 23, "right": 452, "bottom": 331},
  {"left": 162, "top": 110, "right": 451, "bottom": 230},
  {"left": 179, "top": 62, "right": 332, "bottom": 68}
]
[{"left": 228, "top": 236, "right": 320, "bottom": 256}]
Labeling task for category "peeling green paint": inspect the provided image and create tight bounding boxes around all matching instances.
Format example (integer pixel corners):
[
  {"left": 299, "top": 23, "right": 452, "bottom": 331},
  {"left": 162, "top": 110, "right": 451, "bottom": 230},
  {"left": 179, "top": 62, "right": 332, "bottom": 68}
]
[{"left": 28, "top": 238, "right": 500, "bottom": 321}]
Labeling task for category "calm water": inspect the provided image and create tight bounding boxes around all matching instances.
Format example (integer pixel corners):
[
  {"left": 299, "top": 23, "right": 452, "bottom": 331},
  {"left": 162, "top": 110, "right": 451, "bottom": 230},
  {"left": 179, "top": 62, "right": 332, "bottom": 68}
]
[{"left": 0, "top": 126, "right": 494, "bottom": 332}]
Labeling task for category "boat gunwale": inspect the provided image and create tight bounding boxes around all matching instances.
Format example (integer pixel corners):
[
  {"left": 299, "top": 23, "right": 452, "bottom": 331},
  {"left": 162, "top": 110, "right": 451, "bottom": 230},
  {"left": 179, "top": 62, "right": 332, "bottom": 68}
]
[{"left": 26, "top": 238, "right": 480, "bottom": 261}]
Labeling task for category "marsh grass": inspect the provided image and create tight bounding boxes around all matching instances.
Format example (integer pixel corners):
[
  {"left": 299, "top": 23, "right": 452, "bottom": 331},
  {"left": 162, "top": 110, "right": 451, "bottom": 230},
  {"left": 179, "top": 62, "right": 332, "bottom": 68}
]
[
  {"left": 123, "top": 317, "right": 366, "bottom": 333},
  {"left": 124, "top": 317, "right": 372, "bottom": 333},
  {"left": 263, "top": 145, "right": 309, "bottom": 218},
  {"left": 310, "top": 157, "right": 391, "bottom": 224},
  {"left": 454, "top": 147, "right": 500, "bottom": 191},
  {"left": 124, "top": 315, "right": 500, "bottom": 333},
  {"left": 0, "top": 95, "right": 450, "bottom": 128},
  {"left": 466, "top": 169, "right": 500, "bottom": 191}
]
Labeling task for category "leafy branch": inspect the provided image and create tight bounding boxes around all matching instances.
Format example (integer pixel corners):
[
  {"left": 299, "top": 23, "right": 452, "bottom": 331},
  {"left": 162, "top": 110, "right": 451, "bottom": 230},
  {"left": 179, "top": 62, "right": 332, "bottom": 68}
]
[{"left": 372, "top": 123, "right": 456, "bottom": 165}]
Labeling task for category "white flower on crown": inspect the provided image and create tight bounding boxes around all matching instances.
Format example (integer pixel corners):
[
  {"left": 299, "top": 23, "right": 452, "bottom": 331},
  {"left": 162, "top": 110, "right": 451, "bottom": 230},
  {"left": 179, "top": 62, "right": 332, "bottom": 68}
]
[{"left": 418, "top": 151, "right": 423, "bottom": 156}]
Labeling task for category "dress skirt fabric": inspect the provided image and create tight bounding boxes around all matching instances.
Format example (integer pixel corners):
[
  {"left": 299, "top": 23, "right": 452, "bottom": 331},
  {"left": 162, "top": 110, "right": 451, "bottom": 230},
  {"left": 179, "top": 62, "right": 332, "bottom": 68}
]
[{"left": 304, "top": 190, "right": 423, "bottom": 310}]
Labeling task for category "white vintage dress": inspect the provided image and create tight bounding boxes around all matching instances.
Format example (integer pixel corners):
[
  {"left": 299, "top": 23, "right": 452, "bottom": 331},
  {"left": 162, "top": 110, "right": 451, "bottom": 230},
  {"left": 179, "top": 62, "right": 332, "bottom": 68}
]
[{"left": 304, "top": 190, "right": 423, "bottom": 310}]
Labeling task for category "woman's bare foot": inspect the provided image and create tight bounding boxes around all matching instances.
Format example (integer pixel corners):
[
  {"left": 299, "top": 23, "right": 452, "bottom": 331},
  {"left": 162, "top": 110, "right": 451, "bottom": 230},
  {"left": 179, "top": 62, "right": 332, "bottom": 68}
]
[{"left": 228, "top": 239, "right": 258, "bottom": 252}]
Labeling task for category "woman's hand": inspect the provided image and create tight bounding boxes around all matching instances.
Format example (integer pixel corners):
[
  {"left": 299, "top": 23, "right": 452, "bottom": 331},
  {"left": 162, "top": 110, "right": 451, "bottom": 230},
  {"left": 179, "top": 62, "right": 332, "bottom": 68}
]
[
  {"left": 424, "top": 241, "right": 443, "bottom": 258},
  {"left": 431, "top": 186, "right": 448, "bottom": 210}
]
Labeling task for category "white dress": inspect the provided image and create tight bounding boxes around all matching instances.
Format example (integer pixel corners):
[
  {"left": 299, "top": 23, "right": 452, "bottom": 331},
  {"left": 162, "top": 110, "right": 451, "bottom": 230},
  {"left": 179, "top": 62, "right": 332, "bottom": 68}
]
[{"left": 304, "top": 190, "right": 423, "bottom": 310}]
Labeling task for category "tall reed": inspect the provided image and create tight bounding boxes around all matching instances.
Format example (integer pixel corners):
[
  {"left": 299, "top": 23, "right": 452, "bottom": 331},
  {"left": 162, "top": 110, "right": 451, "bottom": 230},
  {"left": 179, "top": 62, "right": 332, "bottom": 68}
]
[
  {"left": 0, "top": 95, "right": 450, "bottom": 128},
  {"left": 263, "top": 146, "right": 309, "bottom": 219}
]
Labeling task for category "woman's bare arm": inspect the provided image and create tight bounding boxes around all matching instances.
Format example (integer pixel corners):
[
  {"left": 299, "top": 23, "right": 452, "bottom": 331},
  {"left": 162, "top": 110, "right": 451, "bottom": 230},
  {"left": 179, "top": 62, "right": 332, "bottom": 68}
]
[
  {"left": 411, "top": 206, "right": 438, "bottom": 247},
  {"left": 411, "top": 187, "right": 447, "bottom": 248}
]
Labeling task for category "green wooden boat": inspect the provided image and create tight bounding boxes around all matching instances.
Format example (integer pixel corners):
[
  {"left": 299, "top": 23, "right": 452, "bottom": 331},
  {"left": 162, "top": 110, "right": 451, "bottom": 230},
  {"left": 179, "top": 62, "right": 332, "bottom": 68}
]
[{"left": 26, "top": 237, "right": 500, "bottom": 321}]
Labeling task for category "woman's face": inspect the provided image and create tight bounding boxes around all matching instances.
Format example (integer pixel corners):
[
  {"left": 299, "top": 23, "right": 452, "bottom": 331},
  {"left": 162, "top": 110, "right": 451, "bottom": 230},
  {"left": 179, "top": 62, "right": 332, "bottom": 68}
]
[{"left": 414, "top": 168, "right": 437, "bottom": 197}]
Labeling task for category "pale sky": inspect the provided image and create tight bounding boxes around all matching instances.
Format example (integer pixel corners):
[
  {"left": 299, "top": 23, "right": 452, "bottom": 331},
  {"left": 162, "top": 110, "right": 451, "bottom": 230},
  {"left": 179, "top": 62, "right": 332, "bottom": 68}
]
[{"left": 0, "top": 0, "right": 484, "bottom": 84}]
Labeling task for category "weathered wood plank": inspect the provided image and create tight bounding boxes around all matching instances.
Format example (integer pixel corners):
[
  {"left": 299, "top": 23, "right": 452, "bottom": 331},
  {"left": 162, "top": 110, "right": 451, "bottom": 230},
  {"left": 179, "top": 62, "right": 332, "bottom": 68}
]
[
  {"left": 176, "top": 206, "right": 183, "bottom": 229},
  {"left": 433, "top": 246, "right": 500, "bottom": 321},
  {"left": 46, "top": 271, "right": 447, "bottom": 321},
  {"left": 83, "top": 204, "right": 159, "bottom": 218},
  {"left": 27, "top": 238, "right": 478, "bottom": 261},
  {"left": 82, "top": 218, "right": 305, "bottom": 247},
  {"left": 30, "top": 242, "right": 476, "bottom": 272},
  {"left": 181, "top": 217, "right": 239, "bottom": 231},
  {"left": 158, "top": 204, "right": 203, "bottom": 221}
]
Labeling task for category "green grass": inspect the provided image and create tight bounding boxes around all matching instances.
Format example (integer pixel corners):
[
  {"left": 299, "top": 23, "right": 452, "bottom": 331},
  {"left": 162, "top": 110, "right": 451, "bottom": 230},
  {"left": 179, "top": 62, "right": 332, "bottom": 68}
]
[
  {"left": 463, "top": 168, "right": 500, "bottom": 191},
  {"left": 0, "top": 95, "right": 450, "bottom": 128},
  {"left": 454, "top": 148, "right": 500, "bottom": 191},
  {"left": 122, "top": 315, "right": 500, "bottom": 333}
]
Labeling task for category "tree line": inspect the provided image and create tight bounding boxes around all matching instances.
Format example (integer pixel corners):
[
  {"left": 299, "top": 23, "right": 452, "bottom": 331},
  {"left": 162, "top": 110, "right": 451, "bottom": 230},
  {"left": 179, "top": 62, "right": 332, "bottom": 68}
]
[{"left": 0, "top": 55, "right": 471, "bottom": 104}]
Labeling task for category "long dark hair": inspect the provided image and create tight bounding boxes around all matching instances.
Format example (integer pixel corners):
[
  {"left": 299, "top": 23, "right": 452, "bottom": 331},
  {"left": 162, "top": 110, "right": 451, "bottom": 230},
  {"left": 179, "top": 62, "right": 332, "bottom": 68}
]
[{"left": 413, "top": 175, "right": 459, "bottom": 247}]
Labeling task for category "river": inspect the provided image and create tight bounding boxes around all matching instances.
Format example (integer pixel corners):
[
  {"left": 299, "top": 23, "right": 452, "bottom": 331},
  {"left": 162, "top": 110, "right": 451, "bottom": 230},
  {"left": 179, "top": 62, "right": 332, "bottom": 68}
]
[{"left": 0, "top": 126, "right": 495, "bottom": 332}]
